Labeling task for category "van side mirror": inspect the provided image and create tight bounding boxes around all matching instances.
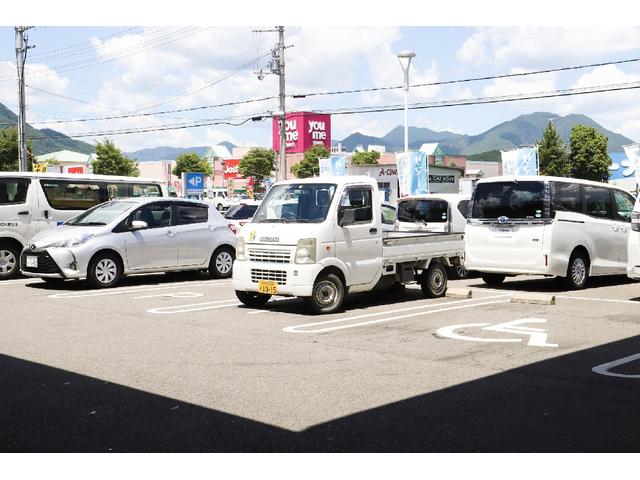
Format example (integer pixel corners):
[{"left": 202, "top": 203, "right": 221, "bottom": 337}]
[
  {"left": 131, "top": 220, "right": 148, "bottom": 230},
  {"left": 339, "top": 208, "right": 356, "bottom": 227}
]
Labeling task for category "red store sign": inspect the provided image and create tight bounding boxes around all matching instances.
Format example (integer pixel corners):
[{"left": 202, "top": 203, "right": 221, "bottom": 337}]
[
  {"left": 223, "top": 159, "right": 242, "bottom": 180},
  {"left": 272, "top": 112, "right": 331, "bottom": 153}
]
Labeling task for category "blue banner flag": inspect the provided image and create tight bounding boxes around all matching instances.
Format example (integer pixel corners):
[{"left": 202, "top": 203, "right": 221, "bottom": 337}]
[{"left": 396, "top": 151, "right": 428, "bottom": 197}]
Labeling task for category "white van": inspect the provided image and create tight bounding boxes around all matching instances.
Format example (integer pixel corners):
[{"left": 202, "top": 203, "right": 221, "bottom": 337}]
[
  {"left": 628, "top": 195, "right": 640, "bottom": 280},
  {"left": 465, "top": 175, "right": 635, "bottom": 289},
  {"left": 0, "top": 172, "right": 165, "bottom": 279},
  {"left": 396, "top": 193, "right": 470, "bottom": 233},
  {"left": 207, "top": 188, "right": 231, "bottom": 211}
]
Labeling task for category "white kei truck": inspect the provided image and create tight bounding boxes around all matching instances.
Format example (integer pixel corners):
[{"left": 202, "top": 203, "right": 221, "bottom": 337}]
[{"left": 232, "top": 176, "right": 465, "bottom": 314}]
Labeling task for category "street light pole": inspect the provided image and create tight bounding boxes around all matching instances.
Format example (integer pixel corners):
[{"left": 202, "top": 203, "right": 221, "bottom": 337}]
[{"left": 397, "top": 51, "right": 416, "bottom": 154}]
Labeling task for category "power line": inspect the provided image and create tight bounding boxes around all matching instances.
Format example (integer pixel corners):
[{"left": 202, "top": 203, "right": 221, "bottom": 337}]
[
  {"left": 21, "top": 80, "right": 640, "bottom": 139},
  {"left": 292, "top": 56, "right": 640, "bottom": 99}
]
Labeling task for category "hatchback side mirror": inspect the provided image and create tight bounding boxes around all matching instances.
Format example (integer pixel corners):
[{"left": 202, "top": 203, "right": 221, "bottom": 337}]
[{"left": 131, "top": 220, "right": 148, "bottom": 230}]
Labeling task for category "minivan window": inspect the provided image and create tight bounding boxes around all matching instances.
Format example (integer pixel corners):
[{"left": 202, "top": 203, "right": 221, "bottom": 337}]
[
  {"left": 471, "top": 181, "right": 545, "bottom": 219},
  {"left": 40, "top": 180, "right": 102, "bottom": 210},
  {"left": 584, "top": 186, "right": 613, "bottom": 219},
  {"left": 613, "top": 190, "right": 635, "bottom": 222},
  {"left": 457, "top": 200, "right": 470, "bottom": 219},
  {"left": 398, "top": 199, "right": 448, "bottom": 223},
  {"left": 553, "top": 182, "right": 583, "bottom": 214},
  {"left": 0, "top": 178, "right": 29, "bottom": 205}
]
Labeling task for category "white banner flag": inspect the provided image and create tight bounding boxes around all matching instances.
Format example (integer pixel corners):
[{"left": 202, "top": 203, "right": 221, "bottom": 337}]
[{"left": 623, "top": 144, "right": 640, "bottom": 187}]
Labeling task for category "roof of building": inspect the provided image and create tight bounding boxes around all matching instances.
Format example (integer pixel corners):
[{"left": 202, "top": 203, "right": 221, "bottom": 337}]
[
  {"left": 34, "top": 150, "right": 91, "bottom": 164},
  {"left": 419, "top": 143, "right": 444, "bottom": 156}
]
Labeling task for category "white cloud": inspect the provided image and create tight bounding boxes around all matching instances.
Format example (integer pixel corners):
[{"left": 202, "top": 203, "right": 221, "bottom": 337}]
[
  {"left": 457, "top": 27, "right": 640, "bottom": 68},
  {"left": 0, "top": 61, "right": 69, "bottom": 108},
  {"left": 482, "top": 69, "right": 556, "bottom": 97}
]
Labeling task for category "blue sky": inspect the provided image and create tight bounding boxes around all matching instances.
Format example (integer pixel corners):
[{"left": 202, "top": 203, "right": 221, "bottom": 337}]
[{"left": 1, "top": 26, "right": 640, "bottom": 152}]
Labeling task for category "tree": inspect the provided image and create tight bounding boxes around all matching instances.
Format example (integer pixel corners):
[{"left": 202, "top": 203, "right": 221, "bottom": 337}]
[
  {"left": 538, "top": 121, "right": 570, "bottom": 177},
  {"left": 171, "top": 152, "right": 212, "bottom": 178},
  {"left": 92, "top": 139, "right": 140, "bottom": 177},
  {"left": 0, "top": 128, "right": 33, "bottom": 172},
  {"left": 239, "top": 148, "right": 275, "bottom": 187},
  {"left": 351, "top": 150, "right": 380, "bottom": 165},
  {"left": 291, "top": 145, "right": 330, "bottom": 178},
  {"left": 568, "top": 125, "right": 610, "bottom": 182}
]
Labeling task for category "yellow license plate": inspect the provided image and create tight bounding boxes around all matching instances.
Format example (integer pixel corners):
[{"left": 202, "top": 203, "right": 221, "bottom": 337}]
[{"left": 258, "top": 280, "right": 278, "bottom": 295}]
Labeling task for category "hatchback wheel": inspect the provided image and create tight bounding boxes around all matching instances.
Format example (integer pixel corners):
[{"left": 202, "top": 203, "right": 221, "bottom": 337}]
[
  {"left": 87, "top": 252, "right": 122, "bottom": 288},
  {"left": 0, "top": 243, "right": 20, "bottom": 280},
  {"left": 210, "top": 246, "right": 234, "bottom": 278}
]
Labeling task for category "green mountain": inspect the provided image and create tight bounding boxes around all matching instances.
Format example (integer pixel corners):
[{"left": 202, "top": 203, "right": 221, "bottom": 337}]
[
  {"left": 0, "top": 102, "right": 95, "bottom": 156},
  {"left": 338, "top": 112, "right": 637, "bottom": 154}
]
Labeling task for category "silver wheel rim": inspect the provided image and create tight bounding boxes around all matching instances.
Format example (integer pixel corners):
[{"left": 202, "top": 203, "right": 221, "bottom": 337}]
[
  {"left": 95, "top": 258, "right": 117, "bottom": 284},
  {"left": 456, "top": 265, "right": 467, "bottom": 278},
  {"left": 216, "top": 251, "right": 233, "bottom": 274},
  {"left": 431, "top": 269, "right": 445, "bottom": 292},
  {"left": 0, "top": 249, "right": 17, "bottom": 275},
  {"left": 314, "top": 280, "right": 338, "bottom": 307},
  {"left": 571, "top": 258, "right": 586, "bottom": 286}
]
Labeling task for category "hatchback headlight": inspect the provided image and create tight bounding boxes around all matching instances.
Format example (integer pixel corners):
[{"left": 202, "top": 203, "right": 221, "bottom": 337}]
[
  {"left": 236, "top": 237, "right": 246, "bottom": 260},
  {"left": 295, "top": 238, "right": 316, "bottom": 264},
  {"left": 632, "top": 211, "right": 640, "bottom": 232},
  {"left": 47, "top": 233, "right": 94, "bottom": 248}
]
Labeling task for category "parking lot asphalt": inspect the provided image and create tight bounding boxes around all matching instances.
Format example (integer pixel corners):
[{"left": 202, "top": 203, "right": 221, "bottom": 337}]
[{"left": 1, "top": 272, "right": 640, "bottom": 452}]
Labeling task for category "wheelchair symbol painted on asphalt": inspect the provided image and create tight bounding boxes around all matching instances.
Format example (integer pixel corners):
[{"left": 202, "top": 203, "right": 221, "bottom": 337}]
[{"left": 437, "top": 318, "right": 558, "bottom": 348}]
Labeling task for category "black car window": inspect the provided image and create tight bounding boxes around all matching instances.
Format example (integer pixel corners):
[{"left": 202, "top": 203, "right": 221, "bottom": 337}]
[
  {"left": 176, "top": 204, "right": 208, "bottom": 225},
  {"left": 0, "top": 178, "right": 30, "bottom": 205},
  {"left": 584, "top": 186, "right": 613, "bottom": 219},
  {"left": 131, "top": 203, "right": 173, "bottom": 228}
]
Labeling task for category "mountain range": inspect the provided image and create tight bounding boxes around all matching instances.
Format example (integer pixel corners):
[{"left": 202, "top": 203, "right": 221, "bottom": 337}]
[
  {"left": 337, "top": 112, "right": 636, "bottom": 154},
  {"left": 0, "top": 102, "right": 635, "bottom": 159}
]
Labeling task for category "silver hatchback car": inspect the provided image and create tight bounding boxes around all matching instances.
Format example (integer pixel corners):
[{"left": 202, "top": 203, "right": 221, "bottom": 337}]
[{"left": 20, "top": 197, "right": 236, "bottom": 288}]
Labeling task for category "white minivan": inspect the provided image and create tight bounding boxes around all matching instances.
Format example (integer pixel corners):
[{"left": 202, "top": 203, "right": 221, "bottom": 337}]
[
  {"left": 0, "top": 172, "right": 164, "bottom": 279},
  {"left": 628, "top": 195, "right": 640, "bottom": 280},
  {"left": 465, "top": 175, "right": 635, "bottom": 289},
  {"left": 396, "top": 194, "right": 470, "bottom": 233}
]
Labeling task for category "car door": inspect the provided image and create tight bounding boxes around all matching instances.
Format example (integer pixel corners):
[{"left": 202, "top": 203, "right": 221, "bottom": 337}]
[
  {"left": 123, "top": 202, "right": 178, "bottom": 270},
  {"left": 173, "top": 202, "right": 212, "bottom": 266},
  {"left": 334, "top": 185, "right": 382, "bottom": 285},
  {"left": 612, "top": 189, "right": 636, "bottom": 266},
  {"left": 582, "top": 185, "right": 619, "bottom": 273},
  {"left": 0, "top": 177, "right": 34, "bottom": 243}
]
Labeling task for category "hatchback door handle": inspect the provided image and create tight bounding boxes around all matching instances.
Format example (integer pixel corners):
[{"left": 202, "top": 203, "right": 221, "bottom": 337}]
[
  {"left": 17, "top": 211, "right": 29, "bottom": 215},
  {"left": 165, "top": 230, "right": 175, "bottom": 237},
  {"left": 369, "top": 227, "right": 378, "bottom": 234}
]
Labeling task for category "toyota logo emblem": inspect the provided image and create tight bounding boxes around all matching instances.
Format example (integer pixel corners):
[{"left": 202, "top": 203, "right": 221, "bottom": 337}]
[{"left": 497, "top": 216, "right": 509, "bottom": 224}]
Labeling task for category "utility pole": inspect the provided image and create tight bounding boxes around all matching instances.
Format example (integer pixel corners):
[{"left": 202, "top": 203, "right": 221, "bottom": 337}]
[
  {"left": 254, "top": 26, "right": 288, "bottom": 181},
  {"left": 277, "top": 26, "right": 286, "bottom": 181},
  {"left": 15, "top": 26, "right": 34, "bottom": 172}
]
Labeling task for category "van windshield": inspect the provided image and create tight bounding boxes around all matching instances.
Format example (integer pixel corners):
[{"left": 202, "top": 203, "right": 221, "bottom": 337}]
[
  {"left": 471, "top": 181, "right": 546, "bottom": 220},
  {"left": 397, "top": 199, "right": 448, "bottom": 223},
  {"left": 253, "top": 183, "right": 337, "bottom": 223}
]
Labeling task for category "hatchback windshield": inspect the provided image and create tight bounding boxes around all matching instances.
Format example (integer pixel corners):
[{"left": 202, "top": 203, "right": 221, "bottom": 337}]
[
  {"left": 66, "top": 201, "right": 136, "bottom": 226},
  {"left": 253, "top": 183, "right": 337, "bottom": 223},
  {"left": 471, "top": 181, "right": 546, "bottom": 219},
  {"left": 397, "top": 199, "right": 448, "bottom": 223}
]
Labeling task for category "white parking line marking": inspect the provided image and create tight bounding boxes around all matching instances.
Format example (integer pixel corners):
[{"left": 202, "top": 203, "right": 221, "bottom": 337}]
[
  {"left": 133, "top": 291, "right": 205, "bottom": 300},
  {"left": 557, "top": 296, "right": 640, "bottom": 305},
  {"left": 283, "top": 297, "right": 511, "bottom": 333},
  {"left": 147, "top": 299, "right": 239, "bottom": 314},
  {"left": 437, "top": 318, "right": 558, "bottom": 348},
  {"left": 0, "top": 278, "right": 40, "bottom": 286},
  {"left": 48, "top": 281, "right": 230, "bottom": 299},
  {"left": 592, "top": 353, "right": 640, "bottom": 379},
  {"left": 282, "top": 294, "right": 509, "bottom": 332}
]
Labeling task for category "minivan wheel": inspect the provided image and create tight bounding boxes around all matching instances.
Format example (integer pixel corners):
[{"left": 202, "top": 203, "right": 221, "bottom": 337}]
[
  {"left": 482, "top": 273, "right": 506, "bottom": 287},
  {"left": 564, "top": 252, "right": 589, "bottom": 290},
  {"left": 210, "top": 246, "right": 235, "bottom": 279},
  {"left": 421, "top": 262, "right": 448, "bottom": 298},
  {"left": 0, "top": 243, "right": 20, "bottom": 279},
  {"left": 217, "top": 203, "right": 224, "bottom": 211},
  {"left": 87, "top": 252, "right": 122, "bottom": 289},
  {"left": 305, "top": 273, "right": 345, "bottom": 314},
  {"left": 448, "top": 264, "right": 468, "bottom": 280},
  {"left": 236, "top": 290, "right": 271, "bottom": 308}
]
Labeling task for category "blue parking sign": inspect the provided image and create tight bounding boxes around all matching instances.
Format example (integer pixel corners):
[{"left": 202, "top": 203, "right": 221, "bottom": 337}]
[{"left": 185, "top": 172, "right": 205, "bottom": 194}]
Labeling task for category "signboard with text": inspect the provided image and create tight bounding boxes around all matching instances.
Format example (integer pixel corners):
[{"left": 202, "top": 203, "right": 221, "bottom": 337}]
[
  {"left": 223, "top": 159, "right": 242, "bottom": 180},
  {"left": 272, "top": 112, "right": 331, "bottom": 153}
]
